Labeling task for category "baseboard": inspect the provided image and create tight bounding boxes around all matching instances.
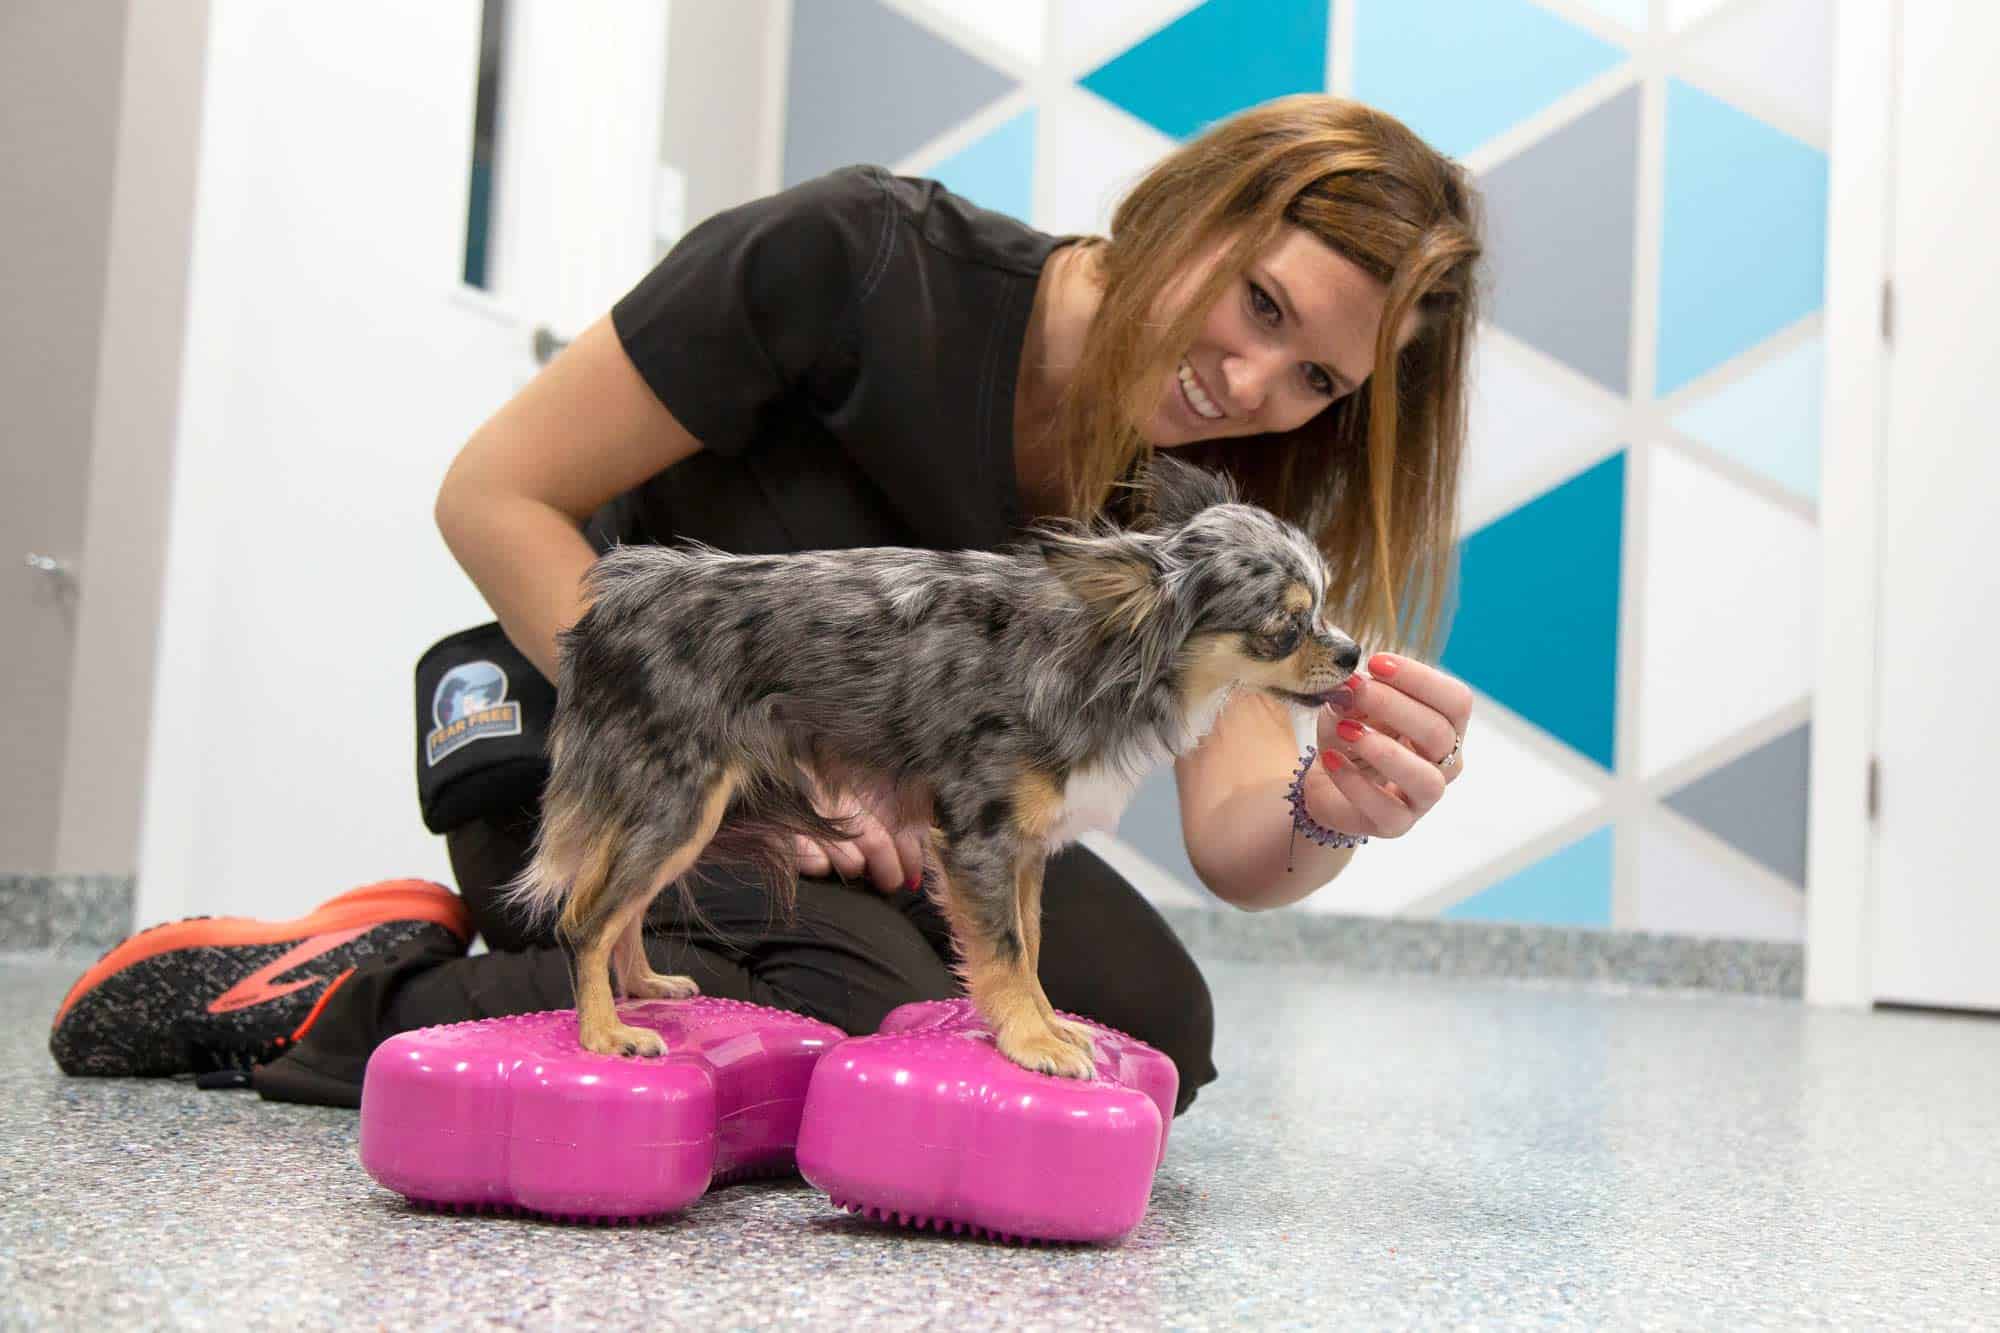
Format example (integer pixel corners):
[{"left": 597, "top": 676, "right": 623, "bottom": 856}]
[
  {"left": 1159, "top": 905, "right": 1803, "bottom": 998},
  {"left": 0, "top": 874, "right": 135, "bottom": 953}
]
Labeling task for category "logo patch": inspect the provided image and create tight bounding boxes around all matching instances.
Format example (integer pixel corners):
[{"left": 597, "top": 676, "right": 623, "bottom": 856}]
[{"left": 426, "top": 660, "right": 522, "bottom": 766}]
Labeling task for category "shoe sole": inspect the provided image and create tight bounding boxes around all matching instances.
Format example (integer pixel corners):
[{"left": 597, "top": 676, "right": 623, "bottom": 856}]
[{"left": 49, "top": 879, "right": 470, "bottom": 1077}]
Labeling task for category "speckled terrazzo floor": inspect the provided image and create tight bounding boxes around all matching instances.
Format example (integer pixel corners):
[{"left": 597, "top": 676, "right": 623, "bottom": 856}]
[{"left": 5, "top": 952, "right": 1996, "bottom": 1329}]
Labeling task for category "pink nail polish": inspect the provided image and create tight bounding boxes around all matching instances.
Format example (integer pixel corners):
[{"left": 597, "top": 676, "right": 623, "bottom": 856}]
[{"left": 1322, "top": 750, "right": 1345, "bottom": 772}]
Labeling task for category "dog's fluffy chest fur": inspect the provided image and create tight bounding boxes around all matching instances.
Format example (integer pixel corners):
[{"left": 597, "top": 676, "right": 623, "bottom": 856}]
[{"left": 1045, "top": 683, "right": 1236, "bottom": 845}]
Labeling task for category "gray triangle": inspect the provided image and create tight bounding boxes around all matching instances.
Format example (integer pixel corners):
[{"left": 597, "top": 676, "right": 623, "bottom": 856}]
[
  {"left": 784, "top": 1, "right": 1020, "bottom": 188},
  {"left": 1477, "top": 86, "right": 1641, "bottom": 393},
  {"left": 1664, "top": 722, "right": 1811, "bottom": 888}
]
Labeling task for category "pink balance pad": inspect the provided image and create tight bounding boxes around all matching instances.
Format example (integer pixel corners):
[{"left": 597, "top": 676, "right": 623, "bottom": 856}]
[
  {"left": 358, "top": 997, "right": 845, "bottom": 1222},
  {"left": 795, "top": 998, "right": 1179, "bottom": 1244}
]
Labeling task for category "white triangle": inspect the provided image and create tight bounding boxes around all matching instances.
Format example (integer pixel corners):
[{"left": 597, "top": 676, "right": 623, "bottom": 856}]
[
  {"left": 1296, "top": 708, "right": 1607, "bottom": 918},
  {"left": 1571, "top": 0, "right": 1651, "bottom": 31},
  {"left": 1666, "top": 0, "right": 1735, "bottom": 30},
  {"left": 1676, "top": 0, "right": 1832, "bottom": 143},
  {"left": 1461, "top": 326, "right": 1625, "bottom": 532},
  {"left": 903, "top": 0, "right": 1049, "bottom": 69},
  {"left": 1639, "top": 445, "right": 1818, "bottom": 777},
  {"left": 1036, "top": 83, "right": 1178, "bottom": 236},
  {"left": 1046, "top": 0, "right": 1204, "bottom": 77},
  {"left": 1633, "top": 815, "right": 1803, "bottom": 941}
]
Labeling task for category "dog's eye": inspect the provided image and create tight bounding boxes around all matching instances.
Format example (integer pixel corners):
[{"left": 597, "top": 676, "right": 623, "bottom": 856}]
[{"left": 1250, "top": 624, "right": 1302, "bottom": 658}]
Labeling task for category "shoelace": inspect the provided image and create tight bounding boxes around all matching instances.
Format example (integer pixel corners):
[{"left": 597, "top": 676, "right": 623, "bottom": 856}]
[{"left": 188, "top": 1033, "right": 295, "bottom": 1091}]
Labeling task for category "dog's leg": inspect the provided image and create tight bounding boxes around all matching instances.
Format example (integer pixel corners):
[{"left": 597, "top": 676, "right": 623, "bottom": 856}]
[
  {"left": 576, "top": 894, "right": 665, "bottom": 1057},
  {"left": 932, "top": 775, "right": 1094, "bottom": 1079},
  {"left": 612, "top": 911, "right": 700, "bottom": 1001},
  {"left": 571, "top": 765, "right": 737, "bottom": 1057},
  {"left": 1014, "top": 852, "right": 1099, "bottom": 1063}
]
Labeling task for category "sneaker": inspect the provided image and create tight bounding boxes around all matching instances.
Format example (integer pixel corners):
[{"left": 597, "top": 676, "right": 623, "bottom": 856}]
[{"left": 49, "top": 878, "right": 471, "bottom": 1080}]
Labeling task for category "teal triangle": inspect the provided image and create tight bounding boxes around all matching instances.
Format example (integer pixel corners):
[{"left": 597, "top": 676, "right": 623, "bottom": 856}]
[
  {"left": 1443, "top": 826, "right": 1614, "bottom": 927},
  {"left": 1079, "top": 0, "right": 1329, "bottom": 141},
  {"left": 1656, "top": 79, "right": 1828, "bottom": 395},
  {"left": 1353, "top": 0, "right": 1628, "bottom": 159},
  {"left": 927, "top": 110, "right": 1037, "bottom": 224},
  {"left": 1441, "top": 451, "right": 1625, "bottom": 770}
]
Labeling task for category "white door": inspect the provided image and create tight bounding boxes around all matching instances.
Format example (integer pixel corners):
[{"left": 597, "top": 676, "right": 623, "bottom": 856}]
[
  {"left": 1868, "top": 0, "right": 2000, "bottom": 1011},
  {"left": 136, "top": 1, "right": 669, "bottom": 924}
]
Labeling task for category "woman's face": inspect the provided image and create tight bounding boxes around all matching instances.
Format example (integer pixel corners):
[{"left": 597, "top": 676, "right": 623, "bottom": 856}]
[{"left": 1141, "top": 225, "right": 1414, "bottom": 447}]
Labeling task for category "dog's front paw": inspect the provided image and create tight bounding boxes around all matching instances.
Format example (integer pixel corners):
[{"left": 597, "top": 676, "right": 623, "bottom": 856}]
[
  {"left": 998, "top": 1022, "right": 1097, "bottom": 1080},
  {"left": 580, "top": 1020, "right": 667, "bottom": 1059},
  {"left": 1049, "top": 1015, "right": 1102, "bottom": 1064},
  {"left": 624, "top": 970, "right": 701, "bottom": 1001}
]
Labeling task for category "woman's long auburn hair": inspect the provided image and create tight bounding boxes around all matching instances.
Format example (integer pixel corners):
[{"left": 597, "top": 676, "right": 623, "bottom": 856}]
[{"left": 1039, "top": 95, "right": 1485, "bottom": 662}]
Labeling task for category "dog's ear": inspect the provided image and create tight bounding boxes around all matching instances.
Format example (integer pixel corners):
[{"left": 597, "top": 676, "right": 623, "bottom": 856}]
[
  {"left": 1037, "top": 531, "right": 1164, "bottom": 634},
  {"left": 1132, "top": 454, "right": 1239, "bottom": 530}
]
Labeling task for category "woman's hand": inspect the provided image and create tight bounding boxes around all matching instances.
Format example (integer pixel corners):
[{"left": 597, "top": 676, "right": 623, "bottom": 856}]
[
  {"left": 1305, "top": 652, "right": 1472, "bottom": 839},
  {"left": 793, "top": 766, "right": 927, "bottom": 894}
]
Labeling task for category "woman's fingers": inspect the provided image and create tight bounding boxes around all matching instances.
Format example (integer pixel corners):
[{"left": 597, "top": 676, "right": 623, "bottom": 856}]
[
  {"left": 848, "top": 817, "right": 902, "bottom": 893},
  {"left": 895, "top": 829, "right": 926, "bottom": 891},
  {"left": 1316, "top": 752, "right": 1416, "bottom": 837},
  {"left": 795, "top": 834, "right": 832, "bottom": 878},
  {"left": 1325, "top": 716, "right": 1447, "bottom": 818}
]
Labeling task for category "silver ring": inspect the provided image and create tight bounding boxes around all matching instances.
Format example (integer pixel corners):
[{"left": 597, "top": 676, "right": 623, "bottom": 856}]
[{"left": 1437, "top": 730, "right": 1463, "bottom": 770}]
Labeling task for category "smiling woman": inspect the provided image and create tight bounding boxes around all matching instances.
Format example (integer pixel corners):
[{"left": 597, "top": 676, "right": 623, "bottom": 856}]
[{"left": 1014, "top": 94, "right": 1483, "bottom": 662}]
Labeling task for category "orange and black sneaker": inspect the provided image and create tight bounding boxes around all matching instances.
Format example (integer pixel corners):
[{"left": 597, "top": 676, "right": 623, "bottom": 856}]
[{"left": 48, "top": 878, "right": 471, "bottom": 1083}]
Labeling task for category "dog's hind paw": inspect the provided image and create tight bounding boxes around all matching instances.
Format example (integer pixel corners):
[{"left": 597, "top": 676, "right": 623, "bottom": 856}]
[{"left": 624, "top": 971, "right": 701, "bottom": 1001}]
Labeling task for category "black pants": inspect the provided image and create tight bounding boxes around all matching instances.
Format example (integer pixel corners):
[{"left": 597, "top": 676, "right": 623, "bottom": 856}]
[{"left": 255, "top": 805, "right": 1218, "bottom": 1115}]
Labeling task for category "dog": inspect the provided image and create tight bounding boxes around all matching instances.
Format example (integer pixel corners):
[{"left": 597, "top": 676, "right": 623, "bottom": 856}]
[{"left": 505, "top": 455, "right": 1362, "bottom": 1077}]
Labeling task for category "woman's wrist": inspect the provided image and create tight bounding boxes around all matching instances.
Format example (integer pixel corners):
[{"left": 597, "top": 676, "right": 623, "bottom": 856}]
[{"left": 1195, "top": 770, "right": 1358, "bottom": 911}]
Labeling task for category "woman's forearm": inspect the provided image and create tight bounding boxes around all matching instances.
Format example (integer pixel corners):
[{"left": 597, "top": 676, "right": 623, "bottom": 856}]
[
  {"left": 1190, "top": 769, "right": 1357, "bottom": 910},
  {"left": 435, "top": 486, "right": 598, "bottom": 682}
]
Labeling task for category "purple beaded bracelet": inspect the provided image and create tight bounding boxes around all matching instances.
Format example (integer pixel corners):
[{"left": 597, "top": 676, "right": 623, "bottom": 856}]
[{"left": 1286, "top": 744, "right": 1368, "bottom": 871}]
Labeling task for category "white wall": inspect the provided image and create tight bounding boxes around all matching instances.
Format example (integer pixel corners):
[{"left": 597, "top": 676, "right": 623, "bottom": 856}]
[
  {"left": 137, "top": 3, "right": 508, "bottom": 922},
  {"left": 1, "top": 0, "right": 130, "bottom": 871}
]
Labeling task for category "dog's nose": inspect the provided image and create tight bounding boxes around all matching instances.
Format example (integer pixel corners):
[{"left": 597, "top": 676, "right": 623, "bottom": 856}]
[{"left": 1332, "top": 637, "right": 1361, "bottom": 674}]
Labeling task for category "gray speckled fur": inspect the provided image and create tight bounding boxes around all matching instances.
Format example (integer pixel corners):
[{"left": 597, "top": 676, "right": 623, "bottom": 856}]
[{"left": 508, "top": 457, "right": 1361, "bottom": 968}]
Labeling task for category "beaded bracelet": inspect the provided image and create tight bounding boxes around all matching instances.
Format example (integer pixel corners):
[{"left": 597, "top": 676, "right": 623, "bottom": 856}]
[{"left": 1286, "top": 744, "right": 1368, "bottom": 871}]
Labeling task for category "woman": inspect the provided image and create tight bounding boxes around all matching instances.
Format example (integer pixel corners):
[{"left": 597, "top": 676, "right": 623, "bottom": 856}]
[{"left": 50, "top": 94, "right": 1482, "bottom": 1117}]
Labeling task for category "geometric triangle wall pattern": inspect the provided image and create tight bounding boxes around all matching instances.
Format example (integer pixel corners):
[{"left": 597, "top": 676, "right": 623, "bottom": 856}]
[
  {"left": 1656, "top": 78, "right": 1828, "bottom": 396},
  {"left": 1664, "top": 722, "right": 1811, "bottom": 888},
  {"left": 1442, "top": 825, "right": 1615, "bottom": 928},
  {"left": 784, "top": 0, "right": 1018, "bottom": 187},
  {"left": 1078, "top": 0, "right": 1329, "bottom": 140},
  {"left": 1442, "top": 451, "right": 1626, "bottom": 771},
  {"left": 1670, "top": 334, "right": 1823, "bottom": 505},
  {"left": 1478, "top": 84, "right": 1642, "bottom": 394},
  {"left": 773, "top": 0, "right": 1831, "bottom": 944},
  {"left": 1353, "top": 0, "right": 1627, "bottom": 159},
  {"left": 925, "top": 109, "right": 1038, "bottom": 224}
]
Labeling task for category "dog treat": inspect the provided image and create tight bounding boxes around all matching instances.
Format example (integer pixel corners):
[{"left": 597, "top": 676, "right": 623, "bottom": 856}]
[
  {"left": 796, "top": 998, "right": 1178, "bottom": 1244},
  {"left": 358, "top": 997, "right": 844, "bottom": 1223}
]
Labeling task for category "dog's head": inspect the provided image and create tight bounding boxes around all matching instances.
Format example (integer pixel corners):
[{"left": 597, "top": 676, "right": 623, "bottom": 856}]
[{"left": 1038, "top": 455, "right": 1363, "bottom": 710}]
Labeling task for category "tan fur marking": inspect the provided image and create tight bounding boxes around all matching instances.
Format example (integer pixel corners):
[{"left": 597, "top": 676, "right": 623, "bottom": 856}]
[
  {"left": 1051, "top": 551, "right": 1158, "bottom": 633},
  {"left": 1010, "top": 768, "right": 1067, "bottom": 843},
  {"left": 573, "top": 764, "right": 741, "bottom": 1057},
  {"left": 1284, "top": 581, "right": 1312, "bottom": 615},
  {"left": 1177, "top": 624, "right": 1342, "bottom": 717},
  {"left": 931, "top": 849, "right": 1095, "bottom": 1079}
]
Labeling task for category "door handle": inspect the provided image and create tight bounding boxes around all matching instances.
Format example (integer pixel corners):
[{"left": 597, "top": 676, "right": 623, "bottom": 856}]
[{"left": 25, "top": 552, "right": 73, "bottom": 578}]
